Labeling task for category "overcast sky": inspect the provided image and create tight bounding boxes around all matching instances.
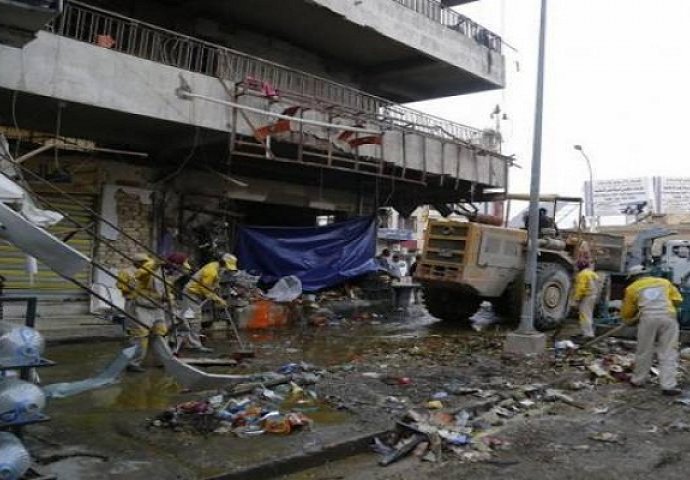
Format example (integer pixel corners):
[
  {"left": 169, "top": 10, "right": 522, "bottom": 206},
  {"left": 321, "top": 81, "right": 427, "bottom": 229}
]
[{"left": 411, "top": 0, "right": 690, "bottom": 199}]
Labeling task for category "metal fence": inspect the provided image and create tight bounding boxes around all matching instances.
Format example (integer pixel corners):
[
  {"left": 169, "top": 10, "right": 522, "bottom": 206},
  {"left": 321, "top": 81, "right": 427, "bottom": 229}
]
[
  {"left": 46, "top": 1, "right": 485, "bottom": 143},
  {"left": 391, "top": 0, "right": 502, "bottom": 52}
]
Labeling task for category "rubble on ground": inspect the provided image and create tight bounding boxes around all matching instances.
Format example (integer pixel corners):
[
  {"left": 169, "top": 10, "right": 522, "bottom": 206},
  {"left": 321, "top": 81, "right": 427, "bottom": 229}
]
[{"left": 149, "top": 363, "right": 322, "bottom": 437}]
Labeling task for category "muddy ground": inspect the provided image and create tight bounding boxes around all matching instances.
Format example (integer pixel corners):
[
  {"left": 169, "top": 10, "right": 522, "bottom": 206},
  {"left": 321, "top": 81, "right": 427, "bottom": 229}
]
[{"left": 21, "top": 305, "right": 690, "bottom": 479}]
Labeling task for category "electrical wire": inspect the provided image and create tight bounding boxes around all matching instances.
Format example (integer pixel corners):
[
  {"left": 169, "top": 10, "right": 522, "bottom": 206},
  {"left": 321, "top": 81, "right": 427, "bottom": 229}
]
[{"left": 155, "top": 126, "right": 200, "bottom": 185}]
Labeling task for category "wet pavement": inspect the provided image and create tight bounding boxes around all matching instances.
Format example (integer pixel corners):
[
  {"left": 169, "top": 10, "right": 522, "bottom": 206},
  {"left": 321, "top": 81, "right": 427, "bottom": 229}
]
[
  {"left": 21, "top": 303, "right": 690, "bottom": 480},
  {"left": 24, "top": 305, "right": 458, "bottom": 479}
]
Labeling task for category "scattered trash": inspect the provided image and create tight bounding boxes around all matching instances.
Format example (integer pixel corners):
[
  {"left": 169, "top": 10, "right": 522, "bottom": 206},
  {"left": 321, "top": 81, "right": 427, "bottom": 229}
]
[
  {"left": 371, "top": 437, "right": 395, "bottom": 456},
  {"left": 589, "top": 432, "right": 622, "bottom": 444},
  {"left": 674, "top": 397, "right": 690, "bottom": 407},
  {"left": 265, "top": 275, "right": 303, "bottom": 303},
  {"left": 592, "top": 406, "right": 609, "bottom": 415},
  {"left": 443, "top": 382, "right": 477, "bottom": 395},
  {"left": 151, "top": 381, "right": 316, "bottom": 437},
  {"left": 555, "top": 340, "right": 579, "bottom": 356},
  {"left": 439, "top": 431, "right": 471, "bottom": 446},
  {"left": 680, "top": 347, "right": 690, "bottom": 361},
  {"left": 426, "top": 400, "right": 444, "bottom": 409},
  {"left": 378, "top": 434, "right": 426, "bottom": 467},
  {"left": 586, "top": 354, "right": 635, "bottom": 383},
  {"left": 667, "top": 421, "right": 690, "bottom": 432},
  {"left": 470, "top": 302, "right": 499, "bottom": 332},
  {"left": 432, "top": 391, "right": 449, "bottom": 400}
]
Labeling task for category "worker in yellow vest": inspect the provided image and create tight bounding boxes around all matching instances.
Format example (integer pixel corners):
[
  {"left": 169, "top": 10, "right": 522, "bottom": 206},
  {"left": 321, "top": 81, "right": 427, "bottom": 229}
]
[
  {"left": 117, "top": 253, "right": 168, "bottom": 372},
  {"left": 621, "top": 265, "right": 683, "bottom": 396},
  {"left": 180, "top": 253, "right": 237, "bottom": 352},
  {"left": 572, "top": 261, "right": 599, "bottom": 339}
]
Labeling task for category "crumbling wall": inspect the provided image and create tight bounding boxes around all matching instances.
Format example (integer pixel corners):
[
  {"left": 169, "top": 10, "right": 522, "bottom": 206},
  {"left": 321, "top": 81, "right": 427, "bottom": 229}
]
[
  {"left": 94, "top": 160, "right": 156, "bottom": 271},
  {"left": 96, "top": 188, "right": 153, "bottom": 271}
]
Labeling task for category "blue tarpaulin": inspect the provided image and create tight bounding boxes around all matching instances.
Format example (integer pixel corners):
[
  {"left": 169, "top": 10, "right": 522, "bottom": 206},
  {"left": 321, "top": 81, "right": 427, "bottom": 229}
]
[{"left": 235, "top": 216, "right": 378, "bottom": 291}]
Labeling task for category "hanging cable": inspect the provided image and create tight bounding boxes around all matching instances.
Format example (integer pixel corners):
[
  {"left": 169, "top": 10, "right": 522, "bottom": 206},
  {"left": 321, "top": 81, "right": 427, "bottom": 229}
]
[{"left": 54, "top": 102, "right": 63, "bottom": 170}]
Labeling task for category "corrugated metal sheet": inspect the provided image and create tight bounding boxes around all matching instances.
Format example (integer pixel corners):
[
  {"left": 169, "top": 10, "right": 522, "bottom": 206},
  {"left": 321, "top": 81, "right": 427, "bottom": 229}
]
[{"left": 0, "top": 194, "right": 96, "bottom": 296}]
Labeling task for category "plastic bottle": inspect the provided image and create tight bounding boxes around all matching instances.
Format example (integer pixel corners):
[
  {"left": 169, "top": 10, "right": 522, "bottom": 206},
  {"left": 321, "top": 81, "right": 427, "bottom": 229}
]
[{"left": 0, "top": 432, "right": 31, "bottom": 480}]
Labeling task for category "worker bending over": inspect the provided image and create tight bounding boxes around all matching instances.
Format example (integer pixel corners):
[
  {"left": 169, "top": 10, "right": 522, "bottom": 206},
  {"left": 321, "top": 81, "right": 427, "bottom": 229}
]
[
  {"left": 572, "top": 261, "right": 599, "bottom": 339},
  {"left": 117, "top": 253, "right": 168, "bottom": 372},
  {"left": 621, "top": 265, "right": 683, "bottom": 396},
  {"left": 182, "top": 253, "right": 237, "bottom": 351}
]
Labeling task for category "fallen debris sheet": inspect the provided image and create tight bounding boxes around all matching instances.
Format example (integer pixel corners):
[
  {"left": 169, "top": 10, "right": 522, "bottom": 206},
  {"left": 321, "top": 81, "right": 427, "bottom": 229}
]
[{"left": 44, "top": 346, "right": 136, "bottom": 399}]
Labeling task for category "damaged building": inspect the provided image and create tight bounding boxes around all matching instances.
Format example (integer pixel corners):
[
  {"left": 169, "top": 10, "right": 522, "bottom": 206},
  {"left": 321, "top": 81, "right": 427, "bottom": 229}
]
[{"left": 0, "top": 0, "right": 510, "bottom": 316}]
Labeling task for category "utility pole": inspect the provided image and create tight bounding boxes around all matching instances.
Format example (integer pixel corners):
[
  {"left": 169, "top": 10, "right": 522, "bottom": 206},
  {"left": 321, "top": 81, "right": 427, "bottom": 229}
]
[{"left": 504, "top": 0, "right": 548, "bottom": 354}]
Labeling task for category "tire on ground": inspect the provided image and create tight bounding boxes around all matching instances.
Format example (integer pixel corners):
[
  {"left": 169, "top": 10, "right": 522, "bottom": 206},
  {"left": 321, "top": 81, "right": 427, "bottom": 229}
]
[
  {"left": 534, "top": 261, "right": 572, "bottom": 330},
  {"left": 493, "top": 281, "right": 524, "bottom": 325},
  {"left": 422, "top": 285, "right": 481, "bottom": 323}
]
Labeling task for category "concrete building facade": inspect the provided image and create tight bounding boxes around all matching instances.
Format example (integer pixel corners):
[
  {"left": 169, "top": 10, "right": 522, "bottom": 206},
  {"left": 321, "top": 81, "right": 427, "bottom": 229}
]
[{"left": 0, "top": 0, "right": 511, "bottom": 303}]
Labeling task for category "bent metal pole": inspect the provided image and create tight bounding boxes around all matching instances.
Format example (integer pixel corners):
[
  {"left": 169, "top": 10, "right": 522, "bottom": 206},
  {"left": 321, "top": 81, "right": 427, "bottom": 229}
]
[
  {"left": 176, "top": 82, "right": 380, "bottom": 135},
  {"left": 519, "top": 0, "right": 548, "bottom": 334}
]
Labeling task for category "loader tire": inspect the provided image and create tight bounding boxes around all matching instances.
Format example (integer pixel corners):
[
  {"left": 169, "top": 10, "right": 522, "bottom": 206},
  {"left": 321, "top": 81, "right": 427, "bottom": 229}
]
[
  {"left": 493, "top": 281, "right": 524, "bottom": 324},
  {"left": 534, "top": 262, "right": 572, "bottom": 330},
  {"left": 422, "top": 285, "right": 481, "bottom": 323}
]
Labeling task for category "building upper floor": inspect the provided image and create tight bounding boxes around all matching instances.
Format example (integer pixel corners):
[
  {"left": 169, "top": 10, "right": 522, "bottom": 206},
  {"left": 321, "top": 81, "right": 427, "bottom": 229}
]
[
  {"left": 0, "top": 0, "right": 512, "bottom": 212},
  {"left": 1, "top": 0, "right": 504, "bottom": 102}
]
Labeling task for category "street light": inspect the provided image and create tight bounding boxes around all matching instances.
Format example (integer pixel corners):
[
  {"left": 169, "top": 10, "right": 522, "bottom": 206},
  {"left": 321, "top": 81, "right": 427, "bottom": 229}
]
[{"left": 573, "top": 145, "right": 595, "bottom": 231}]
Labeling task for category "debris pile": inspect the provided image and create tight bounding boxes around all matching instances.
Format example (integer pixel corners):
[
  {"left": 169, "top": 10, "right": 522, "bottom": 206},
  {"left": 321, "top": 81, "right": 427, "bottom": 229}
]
[
  {"left": 373, "top": 382, "right": 585, "bottom": 466},
  {"left": 150, "top": 364, "right": 323, "bottom": 437},
  {"left": 587, "top": 353, "right": 635, "bottom": 383}
]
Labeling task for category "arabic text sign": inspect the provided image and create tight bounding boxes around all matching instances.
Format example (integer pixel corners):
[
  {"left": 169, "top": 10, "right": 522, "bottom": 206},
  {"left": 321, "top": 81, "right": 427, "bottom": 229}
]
[
  {"left": 590, "top": 178, "right": 653, "bottom": 216},
  {"left": 659, "top": 177, "right": 690, "bottom": 214}
]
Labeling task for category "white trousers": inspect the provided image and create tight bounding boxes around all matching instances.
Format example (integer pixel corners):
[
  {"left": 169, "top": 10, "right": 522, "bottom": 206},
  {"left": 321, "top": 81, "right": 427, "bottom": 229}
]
[
  {"left": 578, "top": 294, "right": 596, "bottom": 338},
  {"left": 632, "top": 313, "right": 679, "bottom": 390}
]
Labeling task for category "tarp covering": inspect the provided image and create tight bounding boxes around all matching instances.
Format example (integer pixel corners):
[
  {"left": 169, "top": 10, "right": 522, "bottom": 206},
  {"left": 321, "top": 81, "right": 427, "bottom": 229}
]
[{"left": 236, "top": 216, "right": 378, "bottom": 291}]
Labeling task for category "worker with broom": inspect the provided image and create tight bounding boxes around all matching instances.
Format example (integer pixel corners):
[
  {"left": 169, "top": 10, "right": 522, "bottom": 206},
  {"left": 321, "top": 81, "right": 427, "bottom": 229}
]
[
  {"left": 572, "top": 260, "right": 599, "bottom": 340},
  {"left": 181, "top": 253, "right": 238, "bottom": 353},
  {"left": 117, "top": 253, "right": 169, "bottom": 372},
  {"left": 621, "top": 264, "right": 683, "bottom": 396}
]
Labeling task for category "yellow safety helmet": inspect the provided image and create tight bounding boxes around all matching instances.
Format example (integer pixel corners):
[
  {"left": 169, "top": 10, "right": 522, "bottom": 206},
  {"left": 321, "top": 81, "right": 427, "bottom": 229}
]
[
  {"left": 221, "top": 253, "right": 238, "bottom": 271},
  {"left": 132, "top": 253, "right": 150, "bottom": 265}
]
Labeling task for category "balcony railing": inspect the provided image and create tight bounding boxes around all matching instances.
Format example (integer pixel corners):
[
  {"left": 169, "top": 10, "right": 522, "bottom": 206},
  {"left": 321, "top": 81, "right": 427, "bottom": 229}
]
[
  {"left": 391, "top": 0, "right": 501, "bottom": 52},
  {"left": 45, "top": 1, "right": 485, "bottom": 144}
]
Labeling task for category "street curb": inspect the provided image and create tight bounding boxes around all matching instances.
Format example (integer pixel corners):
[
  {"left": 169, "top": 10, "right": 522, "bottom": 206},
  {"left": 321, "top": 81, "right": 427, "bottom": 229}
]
[{"left": 205, "top": 428, "right": 388, "bottom": 480}]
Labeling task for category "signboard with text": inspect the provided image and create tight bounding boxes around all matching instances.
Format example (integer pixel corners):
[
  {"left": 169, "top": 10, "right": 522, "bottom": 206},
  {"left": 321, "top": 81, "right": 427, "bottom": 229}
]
[
  {"left": 587, "top": 177, "right": 654, "bottom": 217},
  {"left": 658, "top": 177, "right": 690, "bottom": 214}
]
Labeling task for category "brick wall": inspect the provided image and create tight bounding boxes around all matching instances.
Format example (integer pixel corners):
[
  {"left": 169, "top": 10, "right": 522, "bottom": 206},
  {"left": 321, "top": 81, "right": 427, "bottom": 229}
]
[{"left": 96, "top": 188, "right": 153, "bottom": 271}]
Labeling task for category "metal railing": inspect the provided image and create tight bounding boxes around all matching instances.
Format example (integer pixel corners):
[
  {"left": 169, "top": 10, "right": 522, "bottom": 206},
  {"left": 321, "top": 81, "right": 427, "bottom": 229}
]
[
  {"left": 391, "top": 0, "right": 502, "bottom": 52},
  {"left": 45, "top": 1, "right": 485, "bottom": 143}
]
